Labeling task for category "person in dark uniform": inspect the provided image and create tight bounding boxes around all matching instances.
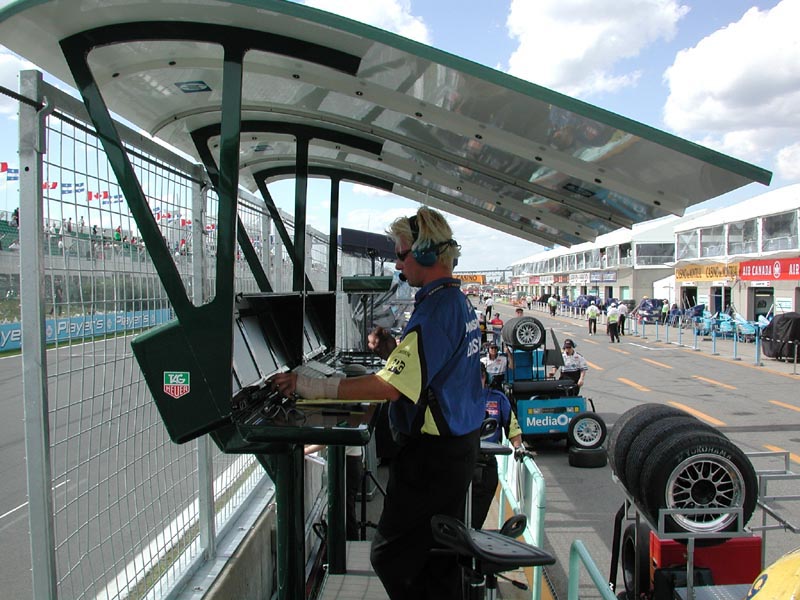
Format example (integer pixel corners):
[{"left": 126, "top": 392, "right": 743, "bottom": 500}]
[
  {"left": 471, "top": 363, "right": 523, "bottom": 528},
  {"left": 269, "top": 206, "right": 483, "bottom": 599}
]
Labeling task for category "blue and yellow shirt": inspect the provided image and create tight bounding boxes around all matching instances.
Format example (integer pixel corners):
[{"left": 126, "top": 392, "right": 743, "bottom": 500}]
[
  {"left": 377, "top": 278, "right": 483, "bottom": 437},
  {"left": 482, "top": 388, "right": 521, "bottom": 444}
]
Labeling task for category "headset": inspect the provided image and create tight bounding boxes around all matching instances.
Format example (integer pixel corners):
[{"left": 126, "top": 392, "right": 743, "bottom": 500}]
[{"left": 408, "top": 214, "right": 457, "bottom": 267}]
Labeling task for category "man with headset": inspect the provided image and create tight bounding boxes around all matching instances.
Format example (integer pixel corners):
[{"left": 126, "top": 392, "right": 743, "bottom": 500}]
[{"left": 269, "top": 206, "right": 483, "bottom": 599}]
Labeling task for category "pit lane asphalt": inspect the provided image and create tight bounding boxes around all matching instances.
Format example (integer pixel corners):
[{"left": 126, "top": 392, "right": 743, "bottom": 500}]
[{"left": 486, "top": 301, "right": 800, "bottom": 599}]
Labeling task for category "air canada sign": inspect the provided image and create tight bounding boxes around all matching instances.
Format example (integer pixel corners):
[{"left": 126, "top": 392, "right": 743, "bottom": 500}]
[{"left": 739, "top": 258, "right": 800, "bottom": 281}]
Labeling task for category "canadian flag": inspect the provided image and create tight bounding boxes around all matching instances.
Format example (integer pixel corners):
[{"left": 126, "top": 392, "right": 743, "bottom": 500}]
[
  {"left": 87, "top": 191, "right": 110, "bottom": 201},
  {"left": 0, "top": 162, "right": 7, "bottom": 172},
  {"left": 205, "top": 224, "right": 216, "bottom": 231},
  {"left": 42, "top": 181, "right": 58, "bottom": 189}
]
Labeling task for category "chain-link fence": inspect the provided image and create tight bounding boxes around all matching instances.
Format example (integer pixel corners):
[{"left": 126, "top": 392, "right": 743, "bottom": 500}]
[{"left": 4, "top": 71, "right": 378, "bottom": 599}]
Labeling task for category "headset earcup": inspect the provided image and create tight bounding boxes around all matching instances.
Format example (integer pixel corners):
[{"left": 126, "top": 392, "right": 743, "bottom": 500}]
[{"left": 413, "top": 244, "right": 437, "bottom": 266}]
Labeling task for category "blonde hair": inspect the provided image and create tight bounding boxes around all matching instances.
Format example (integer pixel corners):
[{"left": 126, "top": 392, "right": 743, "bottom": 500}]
[{"left": 387, "top": 206, "right": 460, "bottom": 267}]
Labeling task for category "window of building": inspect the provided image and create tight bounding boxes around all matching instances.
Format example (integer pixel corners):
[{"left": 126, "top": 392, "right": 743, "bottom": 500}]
[
  {"left": 636, "top": 242, "right": 675, "bottom": 265},
  {"left": 700, "top": 225, "right": 725, "bottom": 257},
  {"left": 727, "top": 219, "right": 758, "bottom": 255},
  {"left": 761, "top": 211, "right": 798, "bottom": 252},
  {"left": 677, "top": 230, "right": 699, "bottom": 260}
]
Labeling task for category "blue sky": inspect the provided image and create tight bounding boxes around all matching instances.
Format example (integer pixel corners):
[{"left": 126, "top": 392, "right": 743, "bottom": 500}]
[{"left": 1, "top": 0, "right": 798, "bottom": 272}]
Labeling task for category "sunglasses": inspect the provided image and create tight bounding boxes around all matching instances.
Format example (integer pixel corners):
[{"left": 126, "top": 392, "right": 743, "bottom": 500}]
[{"left": 396, "top": 248, "right": 412, "bottom": 261}]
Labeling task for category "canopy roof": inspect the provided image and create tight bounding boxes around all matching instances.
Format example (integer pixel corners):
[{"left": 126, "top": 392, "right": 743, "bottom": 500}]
[{"left": 0, "top": 0, "right": 772, "bottom": 248}]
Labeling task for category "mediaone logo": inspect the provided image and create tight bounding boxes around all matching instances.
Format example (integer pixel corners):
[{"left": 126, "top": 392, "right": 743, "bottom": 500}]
[
  {"left": 526, "top": 413, "right": 571, "bottom": 428},
  {"left": 163, "top": 371, "right": 190, "bottom": 399}
]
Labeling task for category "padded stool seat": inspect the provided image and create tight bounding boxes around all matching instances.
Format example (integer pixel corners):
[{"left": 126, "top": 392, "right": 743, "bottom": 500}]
[{"left": 431, "top": 514, "right": 555, "bottom": 575}]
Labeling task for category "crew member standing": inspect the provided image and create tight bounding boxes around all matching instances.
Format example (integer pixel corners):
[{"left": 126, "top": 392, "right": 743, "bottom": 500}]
[
  {"left": 586, "top": 301, "right": 600, "bottom": 335},
  {"left": 607, "top": 303, "right": 620, "bottom": 343},
  {"left": 270, "top": 206, "right": 483, "bottom": 599},
  {"left": 472, "top": 363, "right": 523, "bottom": 528},
  {"left": 617, "top": 301, "right": 628, "bottom": 335}
]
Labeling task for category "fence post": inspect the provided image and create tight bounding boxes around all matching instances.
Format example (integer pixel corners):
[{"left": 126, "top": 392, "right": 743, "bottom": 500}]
[
  {"left": 654, "top": 319, "right": 660, "bottom": 342},
  {"left": 754, "top": 327, "right": 763, "bottom": 366},
  {"left": 732, "top": 325, "right": 741, "bottom": 360},
  {"left": 693, "top": 323, "right": 700, "bottom": 351},
  {"left": 711, "top": 324, "right": 719, "bottom": 356},
  {"left": 19, "top": 69, "right": 59, "bottom": 599}
]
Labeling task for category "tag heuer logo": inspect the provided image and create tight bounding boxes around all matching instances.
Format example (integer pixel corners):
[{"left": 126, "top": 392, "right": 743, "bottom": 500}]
[{"left": 163, "top": 371, "right": 190, "bottom": 399}]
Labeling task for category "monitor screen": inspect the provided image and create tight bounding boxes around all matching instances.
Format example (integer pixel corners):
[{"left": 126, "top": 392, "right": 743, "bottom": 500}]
[
  {"left": 240, "top": 315, "right": 280, "bottom": 377},
  {"left": 303, "top": 312, "right": 326, "bottom": 358}
]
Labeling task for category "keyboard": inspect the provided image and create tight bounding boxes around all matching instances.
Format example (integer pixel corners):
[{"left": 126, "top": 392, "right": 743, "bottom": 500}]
[{"left": 293, "top": 359, "right": 337, "bottom": 378}]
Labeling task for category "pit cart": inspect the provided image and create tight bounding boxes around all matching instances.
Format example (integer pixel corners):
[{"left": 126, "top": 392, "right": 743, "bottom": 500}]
[{"left": 499, "top": 317, "right": 607, "bottom": 467}]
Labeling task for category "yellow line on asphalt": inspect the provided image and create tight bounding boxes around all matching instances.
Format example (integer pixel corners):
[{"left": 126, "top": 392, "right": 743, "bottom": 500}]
[
  {"left": 770, "top": 400, "right": 800, "bottom": 413},
  {"left": 763, "top": 444, "right": 800, "bottom": 465},
  {"left": 582, "top": 338, "right": 601, "bottom": 345},
  {"left": 668, "top": 401, "right": 727, "bottom": 426},
  {"left": 642, "top": 357, "right": 673, "bottom": 369},
  {"left": 691, "top": 375, "right": 737, "bottom": 390},
  {"left": 611, "top": 347, "right": 630, "bottom": 354},
  {"left": 618, "top": 378, "right": 650, "bottom": 392},
  {"left": 586, "top": 361, "right": 604, "bottom": 371}
]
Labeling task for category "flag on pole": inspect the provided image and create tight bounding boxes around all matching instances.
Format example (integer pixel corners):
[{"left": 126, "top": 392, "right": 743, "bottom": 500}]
[
  {"left": 87, "top": 191, "right": 109, "bottom": 201},
  {"left": 62, "top": 183, "right": 74, "bottom": 194},
  {"left": 43, "top": 181, "right": 58, "bottom": 190},
  {"left": 6, "top": 168, "right": 19, "bottom": 181},
  {"left": 75, "top": 183, "right": 85, "bottom": 193},
  {"left": 0, "top": 162, "right": 7, "bottom": 172}
]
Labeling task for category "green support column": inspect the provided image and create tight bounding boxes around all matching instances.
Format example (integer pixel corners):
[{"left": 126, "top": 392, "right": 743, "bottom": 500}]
[
  {"left": 327, "top": 446, "right": 347, "bottom": 574},
  {"left": 328, "top": 177, "right": 341, "bottom": 292},
  {"left": 293, "top": 137, "right": 309, "bottom": 292},
  {"left": 275, "top": 445, "right": 306, "bottom": 600}
]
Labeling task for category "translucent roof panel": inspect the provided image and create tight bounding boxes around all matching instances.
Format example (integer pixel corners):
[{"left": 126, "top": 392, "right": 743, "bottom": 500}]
[{"left": 0, "top": 0, "right": 772, "bottom": 247}]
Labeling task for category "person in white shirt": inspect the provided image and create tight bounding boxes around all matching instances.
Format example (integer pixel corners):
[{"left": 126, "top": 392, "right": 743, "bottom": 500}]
[
  {"left": 480, "top": 343, "right": 508, "bottom": 385},
  {"left": 551, "top": 338, "right": 588, "bottom": 389},
  {"left": 607, "top": 303, "right": 620, "bottom": 343},
  {"left": 485, "top": 294, "right": 494, "bottom": 318},
  {"left": 586, "top": 301, "right": 600, "bottom": 335},
  {"left": 616, "top": 302, "right": 628, "bottom": 335}
]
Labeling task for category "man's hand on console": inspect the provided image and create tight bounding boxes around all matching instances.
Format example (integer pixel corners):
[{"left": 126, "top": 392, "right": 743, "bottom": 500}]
[{"left": 269, "top": 371, "right": 340, "bottom": 399}]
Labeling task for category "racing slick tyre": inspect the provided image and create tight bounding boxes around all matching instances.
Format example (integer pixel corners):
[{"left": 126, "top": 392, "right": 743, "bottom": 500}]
[
  {"left": 501, "top": 316, "right": 545, "bottom": 350},
  {"left": 624, "top": 416, "right": 721, "bottom": 504},
  {"left": 638, "top": 430, "right": 758, "bottom": 542},
  {"left": 607, "top": 404, "right": 685, "bottom": 487},
  {"left": 567, "top": 411, "right": 607, "bottom": 449},
  {"left": 568, "top": 446, "right": 607, "bottom": 468},
  {"left": 621, "top": 522, "right": 651, "bottom": 600}
]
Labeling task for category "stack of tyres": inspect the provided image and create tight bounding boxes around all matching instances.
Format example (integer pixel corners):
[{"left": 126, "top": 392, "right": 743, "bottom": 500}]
[
  {"left": 608, "top": 404, "right": 759, "bottom": 599},
  {"left": 609, "top": 403, "right": 757, "bottom": 539}
]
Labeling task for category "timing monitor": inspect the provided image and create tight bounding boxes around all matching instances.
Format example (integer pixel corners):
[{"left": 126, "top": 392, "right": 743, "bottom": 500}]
[
  {"left": 232, "top": 319, "right": 262, "bottom": 388},
  {"left": 302, "top": 310, "right": 327, "bottom": 360},
  {"left": 240, "top": 314, "right": 280, "bottom": 377}
]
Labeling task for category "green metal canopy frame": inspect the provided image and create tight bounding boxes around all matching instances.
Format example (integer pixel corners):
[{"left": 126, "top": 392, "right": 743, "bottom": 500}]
[{"left": 0, "top": 1, "right": 773, "bottom": 598}]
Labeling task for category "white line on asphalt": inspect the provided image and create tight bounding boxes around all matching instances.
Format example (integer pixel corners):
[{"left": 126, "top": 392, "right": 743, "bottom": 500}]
[{"left": 0, "top": 480, "right": 69, "bottom": 521}]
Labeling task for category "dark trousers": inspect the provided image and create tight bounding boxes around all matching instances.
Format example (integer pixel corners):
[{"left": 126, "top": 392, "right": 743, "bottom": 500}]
[
  {"left": 619, "top": 314, "right": 626, "bottom": 335},
  {"left": 370, "top": 430, "right": 480, "bottom": 599},
  {"left": 346, "top": 454, "right": 363, "bottom": 541},
  {"left": 609, "top": 322, "right": 620, "bottom": 342},
  {"left": 471, "top": 455, "right": 499, "bottom": 529},
  {"left": 588, "top": 317, "right": 597, "bottom": 334}
]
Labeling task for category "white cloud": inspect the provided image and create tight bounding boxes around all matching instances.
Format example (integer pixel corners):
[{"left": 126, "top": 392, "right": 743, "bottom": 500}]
[
  {"left": 301, "top": 0, "right": 431, "bottom": 44},
  {"left": 0, "top": 50, "right": 34, "bottom": 119},
  {"left": 505, "top": 0, "right": 688, "bottom": 98},
  {"left": 775, "top": 143, "right": 800, "bottom": 181},
  {"left": 663, "top": 0, "right": 800, "bottom": 174}
]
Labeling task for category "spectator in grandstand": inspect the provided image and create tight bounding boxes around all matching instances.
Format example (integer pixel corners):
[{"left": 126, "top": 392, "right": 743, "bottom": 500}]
[{"left": 268, "top": 206, "right": 483, "bottom": 600}]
